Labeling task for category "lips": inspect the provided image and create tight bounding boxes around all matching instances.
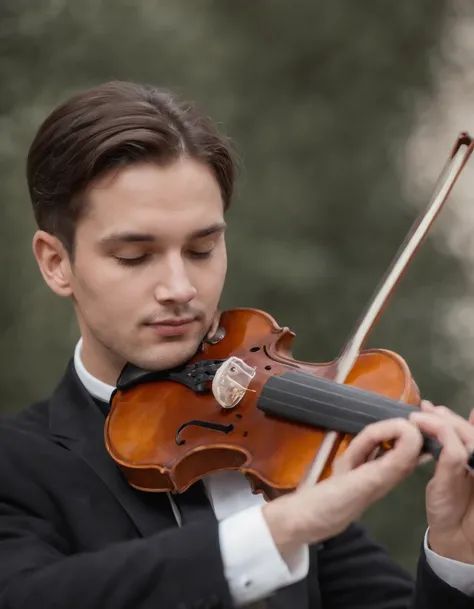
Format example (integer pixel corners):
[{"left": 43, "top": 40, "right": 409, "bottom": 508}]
[
  {"left": 152, "top": 317, "right": 195, "bottom": 326},
  {"left": 146, "top": 318, "right": 197, "bottom": 337},
  {"left": 149, "top": 318, "right": 195, "bottom": 326}
]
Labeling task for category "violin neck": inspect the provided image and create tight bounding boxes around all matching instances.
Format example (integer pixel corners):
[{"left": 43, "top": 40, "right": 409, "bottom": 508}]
[{"left": 257, "top": 370, "right": 441, "bottom": 459}]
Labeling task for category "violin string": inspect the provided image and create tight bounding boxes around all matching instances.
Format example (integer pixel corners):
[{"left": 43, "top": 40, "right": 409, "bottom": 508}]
[
  {"left": 261, "top": 372, "right": 418, "bottom": 430},
  {"left": 258, "top": 372, "right": 443, "bottom": 461}
]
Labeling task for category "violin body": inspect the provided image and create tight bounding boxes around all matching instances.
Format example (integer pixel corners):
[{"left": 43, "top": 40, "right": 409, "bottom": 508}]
[
  {"left": 105, "top": 133, "right": 473, "bottom": 499},
  {"left": 105, "top": 308, "right": 420, "bottom": 499}
]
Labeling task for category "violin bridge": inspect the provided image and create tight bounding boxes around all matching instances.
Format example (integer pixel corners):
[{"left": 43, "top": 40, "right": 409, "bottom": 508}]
[{"left": 212, "top": 356, "right": 256, "bottom": 409}]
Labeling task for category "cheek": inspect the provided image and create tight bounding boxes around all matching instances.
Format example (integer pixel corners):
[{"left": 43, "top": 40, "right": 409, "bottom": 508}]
[
  {"left": 72, "top": 261, "right": 139, "bottom": 319},
  {"left": 200, "top": 252, "right": 227, "bottom": 304}
]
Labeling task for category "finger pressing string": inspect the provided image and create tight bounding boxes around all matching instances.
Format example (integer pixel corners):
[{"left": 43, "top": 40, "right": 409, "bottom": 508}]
[
  {"left": 410, "top": 412, "right": 472, "bottom": 476},
  {"left": 419, "top": 402, "right": 474, "bottom": 453},
  {"left": 420, "top": 401, "right": 474, "bottom": 472}
]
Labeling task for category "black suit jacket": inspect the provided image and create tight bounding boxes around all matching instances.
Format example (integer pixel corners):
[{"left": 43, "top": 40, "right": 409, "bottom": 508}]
[{"left": 0, "top": 361, "right": 471, "bottom": 609}]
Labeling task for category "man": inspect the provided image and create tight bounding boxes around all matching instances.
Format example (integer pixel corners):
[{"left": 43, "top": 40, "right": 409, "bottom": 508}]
[{"left": 0, "top": 81, "right": 472, "bottom": 609}]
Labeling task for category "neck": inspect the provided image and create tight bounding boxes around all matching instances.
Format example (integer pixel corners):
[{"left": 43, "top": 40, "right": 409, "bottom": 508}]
[{"left": 78, "top": 334, "right": 126, "bottom": 386}]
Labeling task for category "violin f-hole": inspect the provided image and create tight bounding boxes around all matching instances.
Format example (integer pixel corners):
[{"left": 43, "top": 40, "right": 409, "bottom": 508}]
[{"left": 175, "top": 420, "right": 235, "bottom": 445}]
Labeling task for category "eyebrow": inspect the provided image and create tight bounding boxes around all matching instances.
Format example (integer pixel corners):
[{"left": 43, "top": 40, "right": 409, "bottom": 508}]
[{"left": 99, "top": 222, "right": 227, "bottom": 246}]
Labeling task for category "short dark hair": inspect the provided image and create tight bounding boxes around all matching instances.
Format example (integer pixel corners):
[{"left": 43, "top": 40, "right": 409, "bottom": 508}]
[{"left": 27, "top": 81, "right": 236, "bottom": 254}]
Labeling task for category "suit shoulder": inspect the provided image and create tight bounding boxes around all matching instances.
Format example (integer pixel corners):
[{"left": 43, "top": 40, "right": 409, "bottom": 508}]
[
  {"left": 0, "top": 399, "right": 67, "bottom": 487},
  {"left": 0, "top": 399, "right": 51, "bottom": 443}
]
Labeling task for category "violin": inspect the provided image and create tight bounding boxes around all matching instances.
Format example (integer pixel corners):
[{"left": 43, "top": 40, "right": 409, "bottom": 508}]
[{"left": 104, "top": 133, "right": 474, "bottom": 500}]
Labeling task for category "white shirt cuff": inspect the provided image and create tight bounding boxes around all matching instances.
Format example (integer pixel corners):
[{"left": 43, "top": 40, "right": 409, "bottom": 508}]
[
  {"left": 219, "top": 504, "right": 309, "bottom": 606},
  {"left": 424, "top": 529, "right": 474, "bottom": 596}
]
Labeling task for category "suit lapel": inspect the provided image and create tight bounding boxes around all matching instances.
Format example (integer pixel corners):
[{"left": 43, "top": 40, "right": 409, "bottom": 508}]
[{"left": 48, "top": 361, "right": 177, "bottom": 537}]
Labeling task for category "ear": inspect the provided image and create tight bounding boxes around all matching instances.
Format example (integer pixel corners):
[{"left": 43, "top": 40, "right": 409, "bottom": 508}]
[{"left": 32, "top": 230, "right": 73, "bottom": 297}]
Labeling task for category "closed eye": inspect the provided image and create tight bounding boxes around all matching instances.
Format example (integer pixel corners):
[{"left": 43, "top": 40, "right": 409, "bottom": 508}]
[
  {"left": 188, "top": 249, "right": 214, "bottom": 259},
  {"left": 113, "top": 254, "right": 151, "bottom": 267}
]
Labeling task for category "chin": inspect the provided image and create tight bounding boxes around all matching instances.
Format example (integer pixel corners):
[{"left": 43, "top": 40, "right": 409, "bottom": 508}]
[{"left": 133, "top": 339, "right": 202, "bottom": 371}]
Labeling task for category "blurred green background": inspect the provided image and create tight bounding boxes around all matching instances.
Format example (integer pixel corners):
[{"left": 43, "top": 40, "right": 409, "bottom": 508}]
[{"left": 2, "top": 0, "right": 474, "bottom": 573}]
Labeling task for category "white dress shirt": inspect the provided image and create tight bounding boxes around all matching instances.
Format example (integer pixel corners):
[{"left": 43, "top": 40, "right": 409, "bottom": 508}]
[{"left": 73, "top": 339, "right": 474, "bottom": 604}]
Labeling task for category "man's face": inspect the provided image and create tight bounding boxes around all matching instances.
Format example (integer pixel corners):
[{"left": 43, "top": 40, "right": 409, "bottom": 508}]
[{"left": 42, "top": 158, "right": 228, "bottom": 382}]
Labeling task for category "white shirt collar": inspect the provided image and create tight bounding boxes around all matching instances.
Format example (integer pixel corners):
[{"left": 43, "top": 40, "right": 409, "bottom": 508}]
[{"left": 73, "top": 338, "right": 115, "bottom": 403}]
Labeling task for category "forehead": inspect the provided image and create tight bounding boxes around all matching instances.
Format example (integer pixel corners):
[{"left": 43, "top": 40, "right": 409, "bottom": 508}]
[{"left": 81, "top": 158, "right": 224, "bottom": 238}]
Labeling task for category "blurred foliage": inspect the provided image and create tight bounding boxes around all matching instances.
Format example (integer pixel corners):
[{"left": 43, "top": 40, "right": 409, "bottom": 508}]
[{"left": 1, "top": 0, "right": 472, "bottom": 572}]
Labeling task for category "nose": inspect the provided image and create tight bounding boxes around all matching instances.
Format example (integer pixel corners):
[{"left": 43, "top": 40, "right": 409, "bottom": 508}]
[{"left": 154, "top": 253, "right": 197, "bottom": 306}]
